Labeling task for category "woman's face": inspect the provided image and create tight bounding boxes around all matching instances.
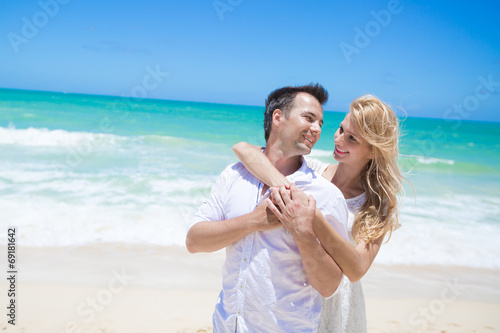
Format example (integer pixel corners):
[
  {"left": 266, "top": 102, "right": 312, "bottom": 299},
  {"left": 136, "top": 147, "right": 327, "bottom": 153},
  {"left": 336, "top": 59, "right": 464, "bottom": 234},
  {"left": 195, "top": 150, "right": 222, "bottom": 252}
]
[{"left": 333, "top": 113, "right": 373, "bottom": 166}]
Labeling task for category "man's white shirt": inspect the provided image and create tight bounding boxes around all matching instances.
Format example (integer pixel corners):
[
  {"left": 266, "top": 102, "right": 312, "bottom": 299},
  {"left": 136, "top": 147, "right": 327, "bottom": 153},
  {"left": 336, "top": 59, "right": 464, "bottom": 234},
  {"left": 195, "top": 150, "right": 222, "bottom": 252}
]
[{"left": 188, "top": 159, "right": 348, "bottom": 333}]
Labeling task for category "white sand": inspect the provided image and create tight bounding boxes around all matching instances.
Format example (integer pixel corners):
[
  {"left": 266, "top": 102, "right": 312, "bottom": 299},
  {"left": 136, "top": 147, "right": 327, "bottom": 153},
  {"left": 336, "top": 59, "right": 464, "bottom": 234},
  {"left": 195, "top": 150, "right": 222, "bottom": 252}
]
[{"left": 1, "top": 243, "right": 499, "bottom": 332}]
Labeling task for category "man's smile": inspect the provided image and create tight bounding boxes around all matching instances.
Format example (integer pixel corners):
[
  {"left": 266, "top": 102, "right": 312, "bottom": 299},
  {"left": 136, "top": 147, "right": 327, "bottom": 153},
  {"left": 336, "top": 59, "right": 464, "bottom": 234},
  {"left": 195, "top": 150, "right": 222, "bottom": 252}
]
[{"left": 304, "top": 134, "right": 316, "bottom": 145}]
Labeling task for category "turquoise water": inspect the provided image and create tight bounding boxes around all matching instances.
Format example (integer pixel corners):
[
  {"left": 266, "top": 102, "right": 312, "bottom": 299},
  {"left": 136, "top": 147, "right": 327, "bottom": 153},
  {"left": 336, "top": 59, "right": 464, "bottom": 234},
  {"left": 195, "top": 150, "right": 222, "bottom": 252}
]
[{"left": 1, "top": 88, "right": 499, "bottom": 268}]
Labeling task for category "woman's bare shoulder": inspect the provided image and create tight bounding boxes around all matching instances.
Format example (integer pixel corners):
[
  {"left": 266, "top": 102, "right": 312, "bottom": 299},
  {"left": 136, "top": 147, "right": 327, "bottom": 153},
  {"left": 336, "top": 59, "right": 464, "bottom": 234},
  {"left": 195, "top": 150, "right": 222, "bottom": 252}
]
[{"left": 322, "top": 163, "right": 338, "bottom": 182}]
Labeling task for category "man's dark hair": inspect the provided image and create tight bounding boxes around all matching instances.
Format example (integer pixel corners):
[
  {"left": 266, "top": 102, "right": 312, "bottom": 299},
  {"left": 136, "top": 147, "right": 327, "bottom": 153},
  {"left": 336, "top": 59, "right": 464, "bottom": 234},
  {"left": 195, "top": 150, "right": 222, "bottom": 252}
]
[{"left": 264, "top": 83, "right": 328, "bottom": 141}]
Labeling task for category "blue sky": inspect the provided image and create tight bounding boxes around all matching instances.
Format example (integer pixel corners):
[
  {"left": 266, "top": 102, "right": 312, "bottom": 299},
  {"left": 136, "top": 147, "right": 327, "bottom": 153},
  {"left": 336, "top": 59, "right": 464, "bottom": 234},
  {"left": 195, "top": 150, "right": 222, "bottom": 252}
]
[{"left": 1, "top": 0, "right": 499, "bottom": 122}]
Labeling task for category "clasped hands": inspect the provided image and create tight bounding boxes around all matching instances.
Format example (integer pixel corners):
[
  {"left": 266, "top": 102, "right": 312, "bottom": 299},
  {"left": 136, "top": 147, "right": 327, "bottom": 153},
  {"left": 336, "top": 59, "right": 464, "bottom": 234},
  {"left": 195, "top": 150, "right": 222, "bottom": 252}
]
[{"left": 256, "top": 183, "right": 317, "bottom": 240}]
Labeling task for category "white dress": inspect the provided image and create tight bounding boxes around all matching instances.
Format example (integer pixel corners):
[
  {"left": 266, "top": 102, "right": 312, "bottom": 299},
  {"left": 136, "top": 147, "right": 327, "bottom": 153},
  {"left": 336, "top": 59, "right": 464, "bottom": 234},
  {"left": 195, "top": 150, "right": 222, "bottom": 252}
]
[{"left": 305, "top": 157, "right": 368, "bottom": 333}]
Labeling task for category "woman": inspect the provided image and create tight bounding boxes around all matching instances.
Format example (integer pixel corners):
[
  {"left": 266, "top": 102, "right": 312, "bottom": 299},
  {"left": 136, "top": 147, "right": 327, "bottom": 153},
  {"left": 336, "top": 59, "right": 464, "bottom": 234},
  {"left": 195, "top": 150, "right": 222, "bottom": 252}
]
[{"left": 233, "top": 94, "right": 405, "bottom": 332}]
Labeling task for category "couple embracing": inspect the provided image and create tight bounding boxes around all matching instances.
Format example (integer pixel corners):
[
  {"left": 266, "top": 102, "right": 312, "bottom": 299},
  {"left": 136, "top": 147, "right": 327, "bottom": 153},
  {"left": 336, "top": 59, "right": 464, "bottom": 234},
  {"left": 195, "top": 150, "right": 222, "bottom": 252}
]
[{"left": 186, "top": 83, "right": 404, "bottom": 332}]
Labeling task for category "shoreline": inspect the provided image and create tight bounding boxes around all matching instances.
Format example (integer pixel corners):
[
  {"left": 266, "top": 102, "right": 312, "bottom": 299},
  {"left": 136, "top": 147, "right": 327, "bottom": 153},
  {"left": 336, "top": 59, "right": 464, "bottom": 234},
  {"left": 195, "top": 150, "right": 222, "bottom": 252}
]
[{"left": 1, "top": 243, "right": 499, "bottom": 332}]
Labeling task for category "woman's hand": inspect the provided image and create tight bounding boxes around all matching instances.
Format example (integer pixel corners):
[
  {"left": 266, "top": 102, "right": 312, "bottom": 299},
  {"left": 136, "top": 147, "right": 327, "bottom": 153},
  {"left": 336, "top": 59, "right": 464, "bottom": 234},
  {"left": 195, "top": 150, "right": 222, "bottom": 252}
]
[{"left": 266, "top": 183, "right": 317, "bottom": 241}]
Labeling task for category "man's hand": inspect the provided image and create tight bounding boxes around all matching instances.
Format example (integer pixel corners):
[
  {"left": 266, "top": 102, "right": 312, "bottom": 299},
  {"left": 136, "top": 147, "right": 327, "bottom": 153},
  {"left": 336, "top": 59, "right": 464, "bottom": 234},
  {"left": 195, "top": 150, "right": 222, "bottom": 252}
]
[
  {"left": 251, "top": 198, "right": 282, "bottom": 232},
  {"left": 267, "top": 184, "right": 316, "bottom": 240},
  {"left": 186, "top": 199, "right": 282, "bottom": 254},
  {"left": 274, "top": 183, "right": 309, "bottom": 206}
]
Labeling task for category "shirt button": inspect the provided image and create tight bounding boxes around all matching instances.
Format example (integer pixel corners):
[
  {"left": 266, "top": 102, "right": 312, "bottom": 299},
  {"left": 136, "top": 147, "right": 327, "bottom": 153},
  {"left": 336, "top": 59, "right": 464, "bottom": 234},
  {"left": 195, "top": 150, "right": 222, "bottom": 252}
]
[
  {"left": 240, "top": 285, "right": 243, "bottom": 289},
  {"left": 243, "top": 258, "right": 247, "bottom": 262}
]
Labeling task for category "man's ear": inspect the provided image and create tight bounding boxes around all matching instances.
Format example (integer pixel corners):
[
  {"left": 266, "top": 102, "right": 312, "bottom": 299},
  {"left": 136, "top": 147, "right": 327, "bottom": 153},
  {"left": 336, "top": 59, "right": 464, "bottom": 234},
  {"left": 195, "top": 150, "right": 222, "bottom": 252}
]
[{"left": 272, "top": 109, "right": 283, "bottom": 127}]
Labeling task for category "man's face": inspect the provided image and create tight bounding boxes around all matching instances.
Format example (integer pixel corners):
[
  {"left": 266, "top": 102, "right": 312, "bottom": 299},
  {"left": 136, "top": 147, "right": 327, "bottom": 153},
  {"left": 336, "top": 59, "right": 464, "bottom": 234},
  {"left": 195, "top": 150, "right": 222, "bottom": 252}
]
[{"left": 277, "top": 92, "right": 323, "bottom": 156}]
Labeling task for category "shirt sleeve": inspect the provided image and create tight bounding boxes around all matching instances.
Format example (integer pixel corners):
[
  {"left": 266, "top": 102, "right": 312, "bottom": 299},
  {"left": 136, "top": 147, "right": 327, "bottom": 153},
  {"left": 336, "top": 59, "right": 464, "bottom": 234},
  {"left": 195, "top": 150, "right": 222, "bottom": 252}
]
[
  {"left": 186, "top": 164, "right": 234, "bottom": 233},
  {"left": 322, "top": 195, "right": 349, "bottom": 242},
  {"left": 304, "top": 156, "right": 329, "bottom": 175}
]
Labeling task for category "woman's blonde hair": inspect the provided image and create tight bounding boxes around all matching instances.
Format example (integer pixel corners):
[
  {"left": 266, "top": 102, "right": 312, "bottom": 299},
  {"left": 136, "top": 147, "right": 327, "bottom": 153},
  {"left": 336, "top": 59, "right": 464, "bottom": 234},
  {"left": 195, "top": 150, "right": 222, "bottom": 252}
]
[{"left": 349, "top": 95, "right": 404, "bottom": 243}]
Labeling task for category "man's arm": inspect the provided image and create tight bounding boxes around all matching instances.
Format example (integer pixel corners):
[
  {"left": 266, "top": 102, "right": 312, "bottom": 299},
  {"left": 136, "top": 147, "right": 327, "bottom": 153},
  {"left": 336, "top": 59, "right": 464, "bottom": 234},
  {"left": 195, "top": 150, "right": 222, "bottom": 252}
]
[
  {"left": 267, "top": 185, "right": 343, "bottom": 297},
  {"left": 186, "top": 200, "right": 281, "bottom": 253},
  {"left": 186, "top": 164, "right": 281, "bottom": 253}
]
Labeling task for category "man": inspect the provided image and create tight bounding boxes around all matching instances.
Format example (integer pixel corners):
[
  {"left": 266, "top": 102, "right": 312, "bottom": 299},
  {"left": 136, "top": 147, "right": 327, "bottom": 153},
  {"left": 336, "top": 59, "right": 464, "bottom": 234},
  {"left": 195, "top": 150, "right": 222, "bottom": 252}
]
[{"left": 186, "top": 84, "right": 348, "bottom": 332}]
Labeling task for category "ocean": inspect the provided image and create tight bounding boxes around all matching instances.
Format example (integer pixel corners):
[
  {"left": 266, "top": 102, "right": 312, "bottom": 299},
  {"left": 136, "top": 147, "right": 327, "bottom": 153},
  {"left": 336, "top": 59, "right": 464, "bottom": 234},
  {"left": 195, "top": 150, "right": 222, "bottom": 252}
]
[{"left": 1, "top": 88, "right": 499, "bottom": 269}]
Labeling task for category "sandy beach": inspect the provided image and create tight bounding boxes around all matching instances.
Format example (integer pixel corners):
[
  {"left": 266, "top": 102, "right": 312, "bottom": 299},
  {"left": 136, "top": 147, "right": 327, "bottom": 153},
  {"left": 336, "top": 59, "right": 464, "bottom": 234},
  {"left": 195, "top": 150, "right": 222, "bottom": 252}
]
[{"left": 1, "top": 243, "right": 499, "bottom": 332}]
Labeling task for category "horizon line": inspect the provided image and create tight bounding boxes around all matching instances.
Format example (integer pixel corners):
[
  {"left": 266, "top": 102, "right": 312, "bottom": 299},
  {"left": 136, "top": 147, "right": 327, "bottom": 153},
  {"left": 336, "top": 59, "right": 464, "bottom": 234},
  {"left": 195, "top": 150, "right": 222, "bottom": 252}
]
[{"left": 1, "top": 86, "right": 498, "bottom": 125}]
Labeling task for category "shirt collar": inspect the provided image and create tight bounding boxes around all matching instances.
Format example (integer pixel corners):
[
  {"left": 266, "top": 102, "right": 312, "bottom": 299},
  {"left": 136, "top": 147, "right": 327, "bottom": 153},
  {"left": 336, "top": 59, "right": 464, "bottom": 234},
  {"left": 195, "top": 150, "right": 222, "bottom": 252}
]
[
  {"left": 257, "top": 156, "right": 316, "bottom": 207},
  {"left": 286, "top": 156, "right": 315, "bottom": 185},
  {"left": 261, "top": 148, "right": 317, "bottom": 185}
]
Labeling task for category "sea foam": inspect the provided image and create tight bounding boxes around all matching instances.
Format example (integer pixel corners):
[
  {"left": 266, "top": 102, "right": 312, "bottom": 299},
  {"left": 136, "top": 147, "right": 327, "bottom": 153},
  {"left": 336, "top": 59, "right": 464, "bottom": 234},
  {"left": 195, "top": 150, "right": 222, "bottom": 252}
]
[
  {"left": 416, "top": 156, "right": 455, "bottom": 165},
  {"left": 0, "top": 126, "right": 118, "bottom": 147}
]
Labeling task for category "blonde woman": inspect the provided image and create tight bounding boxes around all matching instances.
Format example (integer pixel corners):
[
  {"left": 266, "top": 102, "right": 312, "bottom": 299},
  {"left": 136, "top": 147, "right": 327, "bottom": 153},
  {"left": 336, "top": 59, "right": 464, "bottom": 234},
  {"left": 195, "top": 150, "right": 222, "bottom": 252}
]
[{"left": 233, "top": 95, "right": 405, "bottom": 332}]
